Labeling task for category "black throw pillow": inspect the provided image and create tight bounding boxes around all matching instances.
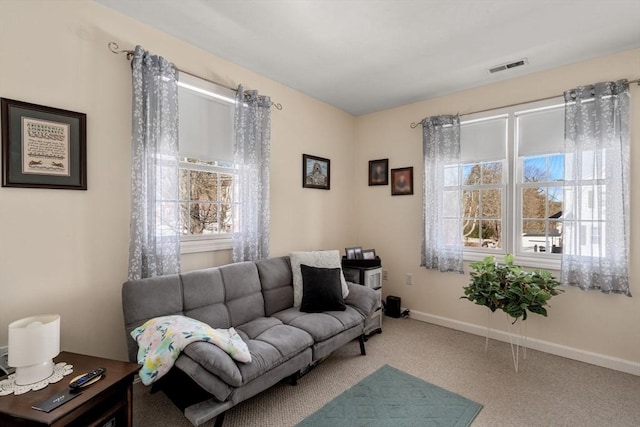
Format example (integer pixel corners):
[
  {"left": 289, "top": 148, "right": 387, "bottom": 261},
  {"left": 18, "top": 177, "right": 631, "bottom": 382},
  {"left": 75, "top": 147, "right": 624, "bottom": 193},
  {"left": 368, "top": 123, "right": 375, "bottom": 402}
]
[{"left": 299, "top": 264, "right": 347, "bottom": 313}]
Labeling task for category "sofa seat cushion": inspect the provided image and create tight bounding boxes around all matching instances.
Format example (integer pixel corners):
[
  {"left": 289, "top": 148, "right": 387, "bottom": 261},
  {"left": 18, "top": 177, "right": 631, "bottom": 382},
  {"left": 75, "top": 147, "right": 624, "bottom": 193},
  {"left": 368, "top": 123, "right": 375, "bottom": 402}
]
[
  {"left": 235, "top": 318, "right": 314, "bottom": 385},
  {"left": 184, "top": 317, "right": 313, "bottom": 387},
  {"left": 271, "top": 306, "right": 364, "bottom": 342}
]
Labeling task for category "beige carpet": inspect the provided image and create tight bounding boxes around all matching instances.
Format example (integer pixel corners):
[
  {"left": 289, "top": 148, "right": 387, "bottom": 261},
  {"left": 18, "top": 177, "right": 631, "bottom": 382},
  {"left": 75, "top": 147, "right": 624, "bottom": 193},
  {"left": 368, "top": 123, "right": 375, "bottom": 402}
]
[{"left": 133, "top": 317, "right": 640, "bottom": 426}]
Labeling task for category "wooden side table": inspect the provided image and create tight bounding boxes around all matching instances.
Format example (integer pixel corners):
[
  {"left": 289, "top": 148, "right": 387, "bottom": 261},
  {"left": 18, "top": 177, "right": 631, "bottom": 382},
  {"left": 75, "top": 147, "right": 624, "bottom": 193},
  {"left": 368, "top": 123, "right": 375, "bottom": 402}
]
[{"left": 0, "top": 352, "right": 139, "bottom": 426}]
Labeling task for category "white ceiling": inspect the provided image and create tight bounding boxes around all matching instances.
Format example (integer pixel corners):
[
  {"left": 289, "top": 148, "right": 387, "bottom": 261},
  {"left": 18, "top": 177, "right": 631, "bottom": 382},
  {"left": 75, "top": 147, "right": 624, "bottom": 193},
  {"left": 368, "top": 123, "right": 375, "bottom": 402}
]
[{"left": 95, "top": 0, "right": 640, "bottom": 115}]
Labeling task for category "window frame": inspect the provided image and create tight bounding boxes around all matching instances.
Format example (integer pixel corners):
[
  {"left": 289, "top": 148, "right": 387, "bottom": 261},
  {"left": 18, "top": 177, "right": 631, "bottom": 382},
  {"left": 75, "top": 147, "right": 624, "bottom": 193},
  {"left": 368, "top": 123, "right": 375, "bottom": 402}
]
[
  {"left": 458, "top": 97, "right": 565, "bottom": 270},
  {"left": 176, "top": 73, "right": 237, "bottom": 254}
]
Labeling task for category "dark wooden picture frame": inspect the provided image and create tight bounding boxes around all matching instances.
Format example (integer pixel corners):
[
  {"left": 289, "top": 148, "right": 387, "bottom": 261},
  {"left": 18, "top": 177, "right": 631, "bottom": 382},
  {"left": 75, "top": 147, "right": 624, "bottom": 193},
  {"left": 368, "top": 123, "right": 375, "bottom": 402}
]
[
  {"left": 302, "top": 154, "right": 330, "bottom": 190},
  {"left": 1, "top": 98, "right": 87, "bottom": 190},
  {"left": 391, "top": 167, "right": 413, "bottom": 196},
  {"left": 368, "top": 158, "right": 388, "bottom": 186}
]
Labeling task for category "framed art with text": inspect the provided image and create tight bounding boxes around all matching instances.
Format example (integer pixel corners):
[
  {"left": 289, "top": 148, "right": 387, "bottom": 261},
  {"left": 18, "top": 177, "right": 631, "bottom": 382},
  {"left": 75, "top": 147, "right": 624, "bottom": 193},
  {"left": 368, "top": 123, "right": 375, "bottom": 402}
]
[
  {"left": 1, "top": 98, "right": 87, "bottom": 190},
  {"left": 302, "top": 154, "right": 330, "bottom": 190}
]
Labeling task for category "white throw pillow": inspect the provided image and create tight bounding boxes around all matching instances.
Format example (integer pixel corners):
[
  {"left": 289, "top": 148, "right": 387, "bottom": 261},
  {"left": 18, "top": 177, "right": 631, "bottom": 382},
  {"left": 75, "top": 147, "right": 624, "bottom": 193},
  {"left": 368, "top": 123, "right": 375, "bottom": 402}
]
[{"left": 290, "top": 250, "right": 349, "bottom": 307}]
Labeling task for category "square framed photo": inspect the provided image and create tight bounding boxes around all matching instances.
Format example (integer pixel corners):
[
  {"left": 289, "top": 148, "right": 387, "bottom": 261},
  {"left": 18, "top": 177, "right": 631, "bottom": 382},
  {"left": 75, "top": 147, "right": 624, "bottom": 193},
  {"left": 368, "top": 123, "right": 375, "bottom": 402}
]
[
  {"left": 345, "top": 246, "right": 362, "bottom": 260},
  {"left": 391, "top": 167, "right": 413, "bottom": 196},
  {"left": 1, "top": 98, "right": 87, "bottom": 190},
  {"left": 368, "top": 158, "right": 388, "bottom": 186},
  {"left": 303, "top": 154, "right": 330, "bottom": 190},
  {"left": 362, "top": 249, "right": 376, "bottom": 260}
]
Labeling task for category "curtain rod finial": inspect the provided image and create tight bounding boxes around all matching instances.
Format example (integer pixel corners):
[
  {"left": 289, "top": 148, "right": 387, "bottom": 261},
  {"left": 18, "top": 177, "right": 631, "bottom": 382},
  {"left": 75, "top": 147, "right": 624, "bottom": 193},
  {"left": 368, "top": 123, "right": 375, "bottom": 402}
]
[{"left": 108, "top": 41, "right": 134, "bottom": 60}]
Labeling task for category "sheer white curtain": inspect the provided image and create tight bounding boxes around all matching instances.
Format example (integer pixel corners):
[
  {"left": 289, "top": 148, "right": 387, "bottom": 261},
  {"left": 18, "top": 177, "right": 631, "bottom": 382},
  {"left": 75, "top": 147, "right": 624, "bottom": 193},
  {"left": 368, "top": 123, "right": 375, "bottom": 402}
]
[
  {"left": 562, "top": 80, "right": 630, "bottom": 295},
  {"left": 232, "top": 85, "right": 271, "bottom": 262},
  {"left": 421, "top": 115, "right": 464, "bottom": 273},
  {"left": 127, "top": 46, "right": 181, "bottom": 280}
]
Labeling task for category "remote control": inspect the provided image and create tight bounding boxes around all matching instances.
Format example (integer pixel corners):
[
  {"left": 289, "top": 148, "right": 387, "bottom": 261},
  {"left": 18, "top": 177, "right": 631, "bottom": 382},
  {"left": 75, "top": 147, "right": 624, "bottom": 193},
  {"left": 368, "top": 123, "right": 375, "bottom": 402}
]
[{"left": 69, "top": 367, "right": 106, "bottom": 389}]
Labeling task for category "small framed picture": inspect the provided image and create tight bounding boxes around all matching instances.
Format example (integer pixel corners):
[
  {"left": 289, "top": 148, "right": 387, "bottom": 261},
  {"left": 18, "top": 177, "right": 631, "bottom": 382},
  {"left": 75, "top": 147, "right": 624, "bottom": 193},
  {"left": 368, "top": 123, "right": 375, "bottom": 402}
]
[
  {"left": 1, "top": 98, "right": 87, "bottom": 190},
  {"left": 368, "top": 158, "right": 388, "bottom": 186},
  {"left": 303, "top": 154, "right": 330, "bottom": 190},
  {"left": 362, "top": 249, "right": 376, "bottom": 260},
  {"left": 345, "top": 246, "right": 362, "bottom": 260},
  {"left": 391, "top": 167, "right": 413, "bottom": 196}
]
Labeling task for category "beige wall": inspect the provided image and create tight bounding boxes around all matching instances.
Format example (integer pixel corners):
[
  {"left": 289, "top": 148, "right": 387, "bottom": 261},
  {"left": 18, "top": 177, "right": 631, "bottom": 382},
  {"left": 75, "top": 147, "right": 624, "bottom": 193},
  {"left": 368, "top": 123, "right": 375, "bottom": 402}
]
[
  {"left": 0, "top": 0, "right": 356, "bottom": 361},
  {"left": 0, "top": 0, "right": 637, "bottom": 371},
  {"left": 355, "top": 49, "right": 640, "bottom": 369}
]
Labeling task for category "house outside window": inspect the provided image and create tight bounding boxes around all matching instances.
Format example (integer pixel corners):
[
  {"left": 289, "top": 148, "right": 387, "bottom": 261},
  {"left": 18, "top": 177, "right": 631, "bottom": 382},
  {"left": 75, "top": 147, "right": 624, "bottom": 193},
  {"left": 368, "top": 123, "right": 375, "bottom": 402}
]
[{"left": 177, "top": 72, "right": 237, "bottom": 253}]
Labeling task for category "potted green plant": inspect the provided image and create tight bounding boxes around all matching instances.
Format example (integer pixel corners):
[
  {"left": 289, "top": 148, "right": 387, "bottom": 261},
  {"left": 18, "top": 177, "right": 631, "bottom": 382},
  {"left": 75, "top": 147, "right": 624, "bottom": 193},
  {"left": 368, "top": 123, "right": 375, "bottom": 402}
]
[{"left": 461, "top": 254, "right": 563, "bottom": 323}]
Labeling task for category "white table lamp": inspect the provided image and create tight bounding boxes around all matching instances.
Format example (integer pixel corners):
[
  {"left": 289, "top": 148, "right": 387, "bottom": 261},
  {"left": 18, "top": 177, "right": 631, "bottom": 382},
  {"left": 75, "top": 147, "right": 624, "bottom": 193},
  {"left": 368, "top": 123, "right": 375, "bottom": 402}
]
[{"left": 8, "top": 314, "right": 60, "bottom": 386}]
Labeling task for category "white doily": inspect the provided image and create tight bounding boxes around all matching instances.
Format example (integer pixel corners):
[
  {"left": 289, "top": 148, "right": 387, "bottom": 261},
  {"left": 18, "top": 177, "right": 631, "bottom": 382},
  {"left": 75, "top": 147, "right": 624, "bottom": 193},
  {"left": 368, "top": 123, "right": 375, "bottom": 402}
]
[{"left": 0, "top": 362, "right": 73, "bottom": 396}]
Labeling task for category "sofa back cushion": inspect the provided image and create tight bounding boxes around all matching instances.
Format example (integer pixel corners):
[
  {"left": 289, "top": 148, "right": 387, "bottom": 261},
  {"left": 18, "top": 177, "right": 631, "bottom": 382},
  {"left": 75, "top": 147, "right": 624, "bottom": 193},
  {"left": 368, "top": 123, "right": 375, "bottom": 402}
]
[
  {"left": 181, "top": 267, "right": 229, "bottom": 328},
  {"left": 256, "top": 256, "right": 294, "bottom": 316},
  {"left": 122, "top": 274, "right": 185, "bottom": 362},
  {"left": 182, "top": 261, "right": 265, "bottom": 328}
]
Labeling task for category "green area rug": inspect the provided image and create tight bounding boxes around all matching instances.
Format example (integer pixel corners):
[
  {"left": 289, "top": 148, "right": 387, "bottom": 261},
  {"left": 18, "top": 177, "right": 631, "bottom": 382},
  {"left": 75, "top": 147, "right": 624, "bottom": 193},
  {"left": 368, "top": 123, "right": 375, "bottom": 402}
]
[{"left": 297, "top": 365, "right": 482, "bottom": 427}]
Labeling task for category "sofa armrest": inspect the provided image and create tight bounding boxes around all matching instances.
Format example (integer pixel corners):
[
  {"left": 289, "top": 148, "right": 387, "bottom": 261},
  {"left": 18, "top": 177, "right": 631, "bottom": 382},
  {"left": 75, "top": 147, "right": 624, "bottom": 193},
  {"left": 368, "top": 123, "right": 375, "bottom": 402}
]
[{"left": 344, "top": 282, "right": 379, "bottom": 318}]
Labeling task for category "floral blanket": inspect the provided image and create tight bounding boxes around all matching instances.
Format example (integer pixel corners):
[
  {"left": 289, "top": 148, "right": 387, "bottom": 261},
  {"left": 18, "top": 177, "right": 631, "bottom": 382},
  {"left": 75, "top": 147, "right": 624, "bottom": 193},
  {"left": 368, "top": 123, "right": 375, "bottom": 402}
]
[{"left": 131, "top": 315, "right": 251, "bottom": 385}]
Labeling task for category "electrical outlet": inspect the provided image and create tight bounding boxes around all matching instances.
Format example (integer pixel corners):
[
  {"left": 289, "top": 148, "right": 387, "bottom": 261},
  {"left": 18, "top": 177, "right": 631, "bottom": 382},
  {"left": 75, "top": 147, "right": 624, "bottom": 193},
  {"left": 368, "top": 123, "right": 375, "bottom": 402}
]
[
  {"left": 405, "top": 273, "right": 413, "bottom": 285},
  {"left": 382, "top": 270, "right": 388, "bottom": 281}
]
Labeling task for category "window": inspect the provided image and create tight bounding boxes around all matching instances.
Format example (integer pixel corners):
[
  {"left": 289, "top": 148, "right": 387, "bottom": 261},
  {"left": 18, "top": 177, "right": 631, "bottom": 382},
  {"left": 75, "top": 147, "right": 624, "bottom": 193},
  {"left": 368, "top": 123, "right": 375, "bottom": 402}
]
[
  {"left": 458, "top": 115, "right": 507, "bottom": 251},
  {"left": 456, "top": 98, "right": 565, "bottom": 268},
  {"left": 177, "top": 73, "right": 237, "bottom": 253}
]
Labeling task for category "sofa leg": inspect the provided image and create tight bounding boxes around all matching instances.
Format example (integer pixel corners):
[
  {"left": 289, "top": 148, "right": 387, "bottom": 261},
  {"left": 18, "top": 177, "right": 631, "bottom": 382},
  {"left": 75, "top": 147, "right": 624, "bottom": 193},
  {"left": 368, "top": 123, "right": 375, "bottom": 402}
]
[
  {"left": 358, "top": 334, "right": 366, "bottom": 356},
  {"left": 214, "top": 412, "right": 226, "bottom": 427},
  {"left": 289, "top": 371, "right": 299, "bottom": 386}
]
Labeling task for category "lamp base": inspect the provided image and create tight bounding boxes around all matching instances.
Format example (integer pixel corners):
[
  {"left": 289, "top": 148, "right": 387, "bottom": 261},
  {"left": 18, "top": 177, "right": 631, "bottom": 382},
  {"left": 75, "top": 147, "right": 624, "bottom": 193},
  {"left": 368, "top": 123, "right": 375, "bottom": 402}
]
[{"left": 14, "top": 359, "right": 54, "bottom": 386}]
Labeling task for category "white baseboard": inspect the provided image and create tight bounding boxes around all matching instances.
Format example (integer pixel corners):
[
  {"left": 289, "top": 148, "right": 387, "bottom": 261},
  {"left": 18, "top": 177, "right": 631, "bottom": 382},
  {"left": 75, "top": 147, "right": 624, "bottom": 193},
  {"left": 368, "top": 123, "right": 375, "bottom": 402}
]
[{"left": 408, "top": 310, "right": 640, "bottom": 376}]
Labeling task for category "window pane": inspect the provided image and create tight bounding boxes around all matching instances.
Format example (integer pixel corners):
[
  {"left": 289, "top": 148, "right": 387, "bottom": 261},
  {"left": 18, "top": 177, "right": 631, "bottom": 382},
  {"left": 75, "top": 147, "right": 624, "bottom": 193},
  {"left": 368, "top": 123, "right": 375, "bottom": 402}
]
[
  {"left": 444, "top": 165, "right": 459, "bottom": 187},
  {"left": 220, "top": 174, "right": 233, "bottom": 203},
  {"left": 179, "top": 169, "right": 188, "bottom": 201},
  {"left": 462, "top": 190, "right": 479, "bottom": 218},
  {"left": 180, "top": 202, "right": 189, "bottom": 235},
  {"left": 549, "top": 154, "right": 564, "bottom": 182},
  {"left": 462, "top": 164, "right": 480, "bottom": 185},
  {"left": 580, "top": 150, "right": 606, "bottom": 180},
  {"left": 442, "top": 219, "right": 461, "bottom": 246},
  {"left": 156, "top": 202, "right": 180, "bottom": 235},
  {"left": 546, "top": 186, "right": 563, "bottom": 219},
  {"left": 481, "top": 189, "right": 501, "bottom": 218},
  {"left": 549, "top": 220, "right": 563, "bottom": 253},
  {"left": 522, "top": 187, "right": 546, "bottom": 218},
  {"left": 189, "top": 202, "right": 218, "bottom": 234},
  {"left": 190, "top": 171, "right": 218, "bottom": 201},
  {"left": 523, "top": 156, "right": 546, "bottom": 182},
  {"left": 481, "top": 162, "right": 502, "bottom": 184},
  {"left": 220, "top": 204, "right": 233, "bottom": 233},
  {"left": 480, "top": 220, "right": 501, "bottom": 249},
  {"left": 522, "top": 220, "right": 547, "bottom": 252},
  {"left": 463, "top": 218, "right": 480, "bottom": 247}
]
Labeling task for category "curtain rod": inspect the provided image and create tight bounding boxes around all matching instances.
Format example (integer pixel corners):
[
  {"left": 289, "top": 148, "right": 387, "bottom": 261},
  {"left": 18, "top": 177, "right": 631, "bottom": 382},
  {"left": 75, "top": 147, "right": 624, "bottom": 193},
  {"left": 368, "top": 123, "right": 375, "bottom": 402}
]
[
  {"left": 108, "top": 42, "right": 283, "bottom": 110},
  {"left": 409, "top": 78, "right": 640, "bottom": 128}
]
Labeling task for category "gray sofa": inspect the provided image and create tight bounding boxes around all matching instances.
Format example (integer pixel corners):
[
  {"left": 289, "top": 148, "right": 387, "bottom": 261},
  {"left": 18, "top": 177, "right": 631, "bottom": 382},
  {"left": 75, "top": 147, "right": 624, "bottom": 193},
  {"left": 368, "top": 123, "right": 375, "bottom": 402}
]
[{"left": 122, "top": 256, "right": 379, "bottom": 426}]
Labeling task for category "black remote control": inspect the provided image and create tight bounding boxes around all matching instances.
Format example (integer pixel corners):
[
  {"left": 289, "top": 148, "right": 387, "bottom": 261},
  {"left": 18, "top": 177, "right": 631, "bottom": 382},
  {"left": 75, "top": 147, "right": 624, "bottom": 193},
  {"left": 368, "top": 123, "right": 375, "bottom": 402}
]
[{"left": 69, "top": 367, "right": 106, "bottom": 389}]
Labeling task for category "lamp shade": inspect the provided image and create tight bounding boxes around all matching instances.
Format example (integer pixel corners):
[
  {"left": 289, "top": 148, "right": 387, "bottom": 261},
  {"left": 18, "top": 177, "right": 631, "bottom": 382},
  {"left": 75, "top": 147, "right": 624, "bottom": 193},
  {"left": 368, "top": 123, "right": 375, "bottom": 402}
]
[{"left": 8, "top": 314, "right": 60, "bottom": 385}]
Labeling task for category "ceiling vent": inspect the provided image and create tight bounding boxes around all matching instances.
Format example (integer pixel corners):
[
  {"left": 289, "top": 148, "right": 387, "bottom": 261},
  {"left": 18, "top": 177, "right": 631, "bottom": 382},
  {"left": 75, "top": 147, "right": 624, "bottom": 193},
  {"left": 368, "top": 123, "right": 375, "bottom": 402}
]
[{"left": 489, "top": 58, "right": 528, "bottom": 74}]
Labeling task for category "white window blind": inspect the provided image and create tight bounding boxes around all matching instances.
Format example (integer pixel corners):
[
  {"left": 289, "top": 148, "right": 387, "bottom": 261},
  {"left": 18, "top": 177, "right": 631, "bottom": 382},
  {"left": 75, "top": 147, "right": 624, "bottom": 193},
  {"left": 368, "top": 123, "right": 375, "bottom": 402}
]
[
  {"left": 516, "top": 102, "right": 564, "bottom": 156},
  {"left": 460, "top": 116, "right": 507, "bottom": 162},
  {"left": 178, "top": 72, "right": 235, "bottom": 163}
]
